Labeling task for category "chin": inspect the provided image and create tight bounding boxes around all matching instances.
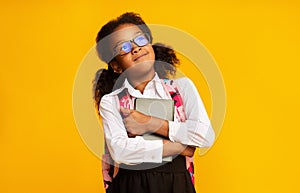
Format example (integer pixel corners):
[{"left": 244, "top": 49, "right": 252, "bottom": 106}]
[{"left": 125, "top": 61, "right": 155, "bottom": 79}]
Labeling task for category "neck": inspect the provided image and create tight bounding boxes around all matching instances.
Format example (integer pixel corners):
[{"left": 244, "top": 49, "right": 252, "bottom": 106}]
[{"left": 128, "top": 72, "right": 155, "bottom": 94}]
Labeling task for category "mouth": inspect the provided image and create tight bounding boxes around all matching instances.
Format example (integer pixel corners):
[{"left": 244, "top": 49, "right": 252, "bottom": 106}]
[{"left": 133, "top": 53, "right": 147, "bottom": 62}]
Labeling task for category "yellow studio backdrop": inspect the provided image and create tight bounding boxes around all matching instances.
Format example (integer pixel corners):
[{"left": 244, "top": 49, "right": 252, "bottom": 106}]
[{"left": 1, "top": 0, "right": 299, "bottom": 193}]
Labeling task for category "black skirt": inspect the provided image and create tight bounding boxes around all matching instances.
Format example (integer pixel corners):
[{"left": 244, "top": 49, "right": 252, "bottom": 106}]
[{"left": 107, "top": 155, "right": 196, "bottom": 193}]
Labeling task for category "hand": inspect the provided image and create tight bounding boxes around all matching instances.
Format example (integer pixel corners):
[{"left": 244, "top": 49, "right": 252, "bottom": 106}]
[
  {"left": 180, "top": 145, "right": 196, "bottom": 157},
  {"left": 120, "top": 107, "right": 152, "bottom": 137}
]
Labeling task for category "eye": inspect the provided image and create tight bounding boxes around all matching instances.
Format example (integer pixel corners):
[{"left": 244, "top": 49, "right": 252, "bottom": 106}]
[
  {"left": 120, "top": 42, "right": 132, "bottom": 53},
  {"left": 135, "top": 35, "right": 148, "bottom": 46},
  {"left": 122, "top": 43, "right": 129, "bottom": 50}
]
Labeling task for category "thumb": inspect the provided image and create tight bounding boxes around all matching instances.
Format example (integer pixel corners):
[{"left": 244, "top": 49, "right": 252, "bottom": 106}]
[{"left": 120, "top": 106, "right": 131, "bottom": 116}]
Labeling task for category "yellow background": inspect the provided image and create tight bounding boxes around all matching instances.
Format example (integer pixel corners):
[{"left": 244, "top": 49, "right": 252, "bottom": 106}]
[{"left": 1, "top": 0, "right": 299, "bottom": 193}]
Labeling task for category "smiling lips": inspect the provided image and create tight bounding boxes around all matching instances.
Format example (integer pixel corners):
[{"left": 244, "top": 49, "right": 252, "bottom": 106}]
[{"left": 133, "top": 53, "right": 147, "bottom": 61}]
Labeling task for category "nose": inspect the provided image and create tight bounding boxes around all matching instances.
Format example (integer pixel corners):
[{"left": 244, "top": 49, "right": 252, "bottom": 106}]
[{"left": 131, "top": 42, "right": 142, "bottom": 54}]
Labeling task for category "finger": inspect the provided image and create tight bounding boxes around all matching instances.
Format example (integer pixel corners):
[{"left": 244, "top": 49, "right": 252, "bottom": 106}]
[{"left": 127, "top": 133, "right": 135, "bottom": 138}]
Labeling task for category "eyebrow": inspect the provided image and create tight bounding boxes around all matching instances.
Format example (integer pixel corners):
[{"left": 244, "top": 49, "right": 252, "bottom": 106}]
[{"left": 114, "top": 31, "right": 143, "bottom": 45}]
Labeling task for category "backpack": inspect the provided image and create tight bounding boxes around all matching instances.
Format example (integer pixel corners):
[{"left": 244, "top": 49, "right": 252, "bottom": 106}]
[{"left": 101, "top": 79, "right": 195, "bottom": 192}]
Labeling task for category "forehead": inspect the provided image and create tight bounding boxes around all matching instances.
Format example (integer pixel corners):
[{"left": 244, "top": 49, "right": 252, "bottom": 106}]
[{"left": 109, "top": 24, "right": 143, "bottom": 46}]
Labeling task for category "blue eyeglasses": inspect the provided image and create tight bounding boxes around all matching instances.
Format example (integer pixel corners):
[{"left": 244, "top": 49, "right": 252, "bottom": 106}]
[{"left": 113, "top": 33, "right": 150, "bottom": 56}]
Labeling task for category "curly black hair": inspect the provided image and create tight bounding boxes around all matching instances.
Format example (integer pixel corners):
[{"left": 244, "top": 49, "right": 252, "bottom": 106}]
[{"left": 93, "top": 12, "right": 180, "bottom": 114}]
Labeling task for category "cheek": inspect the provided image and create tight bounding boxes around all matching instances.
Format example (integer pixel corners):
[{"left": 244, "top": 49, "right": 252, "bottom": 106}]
[
  {"left": 147, "top": 46, "right": 155, "bottom": 60},
  {"left": 117, "top": 57, "right": 132, "bottom": 70}
]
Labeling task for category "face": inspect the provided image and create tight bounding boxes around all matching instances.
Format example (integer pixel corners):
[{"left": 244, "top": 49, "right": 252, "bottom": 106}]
[{"left": 109, "top": 24, "right": 155, "bottom": 79}]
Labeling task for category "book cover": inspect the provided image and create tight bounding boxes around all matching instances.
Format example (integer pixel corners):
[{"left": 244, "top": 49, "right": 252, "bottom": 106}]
[{"left": 134, "top": 98, "right": 175, "bottom": 161}]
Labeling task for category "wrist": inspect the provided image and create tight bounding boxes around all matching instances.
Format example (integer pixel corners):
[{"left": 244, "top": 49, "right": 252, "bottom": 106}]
[
  {"left": 163, "top": 140, "right": 178, "bottom": 156},
  {"left": 170, "top": 141, "right": 183, "bottom": 155},
  {"left": 145, "top": 115, "right": 154, "bottom": 133},
  {"left": 147, "top": 116, "right": 159, "bottom": 133},
  {"left": 148, "top": 116, "right": 166, "bottom": 133}
]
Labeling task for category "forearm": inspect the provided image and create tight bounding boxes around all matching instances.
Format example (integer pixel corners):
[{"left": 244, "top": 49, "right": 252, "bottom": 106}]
[
  {"left": 148, "top": 117, "right": 196, "bottom": 157},
  {"left": 147, "top": 116, "right": 169, "bottom": 137},
  {"left": 162, "top": 139, "right": 195, "bottom": 157},
  {"left": 168, "top": 120, "right": 215, "bottom": 147},
  {"left": 146, "top": 116, "right": 215, "bottom": 148},
  {"left": 107, "top": 136, "right": 163, "bottom": 165}
]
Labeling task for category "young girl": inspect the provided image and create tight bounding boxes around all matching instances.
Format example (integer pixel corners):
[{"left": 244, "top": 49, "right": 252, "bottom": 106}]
[{"left": 94, "top": 12, "right": 215, "bottom": 193}]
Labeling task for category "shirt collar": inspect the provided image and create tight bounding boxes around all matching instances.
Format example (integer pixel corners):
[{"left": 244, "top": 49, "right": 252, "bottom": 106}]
[{"left": 122, "top": 72, "right": 167, "bottom": 98}]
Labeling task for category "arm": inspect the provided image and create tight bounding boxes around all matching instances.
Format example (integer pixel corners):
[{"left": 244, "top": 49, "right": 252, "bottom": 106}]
[
  {"left": 100, "top": 94, "right": 162, "bottom": 165},
  {"left": 162, "top": 139, "right": 196, "bottom": 157},
  {"left": 120, "top": 106, "right": 196, "bottom": 157},
  {"left": 100, "top": 94, "right": 193, "bottom": 165},
  {"left": 168, "top": 77, "right": 215, "bottom": 147},
  {"left": 122, "top": 77, "right": 215, "bottom": 148}
]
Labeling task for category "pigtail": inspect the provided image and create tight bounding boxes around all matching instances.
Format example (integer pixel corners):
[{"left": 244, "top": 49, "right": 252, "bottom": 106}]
[
  {"left": 93, "top": 66, "right": 124, "bottom": 115},
  {"left": 152, "top": 43, "right": 179, "bottom": 79}
]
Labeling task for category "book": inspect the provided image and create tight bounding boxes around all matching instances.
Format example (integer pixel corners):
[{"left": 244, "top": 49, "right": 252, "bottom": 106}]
[{"left": 134, "top": 98, "right": 175, "bottom": 162}]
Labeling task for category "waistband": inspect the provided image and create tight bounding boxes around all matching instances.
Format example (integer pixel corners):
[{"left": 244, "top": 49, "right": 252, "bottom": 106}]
[{"left": 118, "top": 155, "right": 187, "bottom": 174}]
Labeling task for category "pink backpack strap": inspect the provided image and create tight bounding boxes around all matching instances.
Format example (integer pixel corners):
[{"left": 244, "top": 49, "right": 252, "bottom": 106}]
[
  {"left": 161, "top": 79, "right": 186, "bottom": 122},
  {"left": 101, "top": 144, "right": 113, "bottom": 191},
  {"left": 161, "top": 79, "right": 195, "bottom": 185},
  {"left": 117, "top": 88, "right": 134, "bottom": 115},
  {"left": 102, "top": 88, "right": 133, "bottom": 192}
]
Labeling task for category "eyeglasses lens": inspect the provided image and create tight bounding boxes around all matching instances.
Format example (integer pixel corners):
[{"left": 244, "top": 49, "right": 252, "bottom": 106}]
[{"left": 115, "top": 34, "right": 149, "bottom": 56}]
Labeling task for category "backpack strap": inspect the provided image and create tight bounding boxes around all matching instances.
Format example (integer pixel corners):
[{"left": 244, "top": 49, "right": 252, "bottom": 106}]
[
  {"left": 117, "top": 88, "right": 134, "bottom": 115},
  {"left": 102, "top": 88, "right": 133, "bottom": 192},
  {"left": 161, "top": 79, "right": 195, "bottom": 185},
  {"left": 101, "top": 144, "right": 113, "bottom": 191},
  {"left": 161, "top": 79, "right": 186, "bottom": 122}
]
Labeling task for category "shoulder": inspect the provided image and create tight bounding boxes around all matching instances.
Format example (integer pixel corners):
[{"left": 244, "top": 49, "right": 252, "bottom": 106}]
[
  {"left": 161, "top": 77, "right": 193, "bottom": 87},
  {"left": 102, "top": 87, "right": 124, "bottom": 98},
  {"left": 174, "top": 77, "right": 194, "bottom": 86},
  {"left": 99, "top": 87, "right": 124, "bottom": 107},
  {"left": 173, "top": 77, "right": 199, "bottom": 95},
  {"left": 160, "top": 77, "right": 196, "bottom": 92},
  {"left": 174, "top": 77, "right": 196, "bottom": 91}
]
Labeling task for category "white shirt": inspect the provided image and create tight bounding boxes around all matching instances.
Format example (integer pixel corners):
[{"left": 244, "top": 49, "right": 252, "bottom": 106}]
[{"left": 99, "top": 73, "right": 215, "bottom": 165}]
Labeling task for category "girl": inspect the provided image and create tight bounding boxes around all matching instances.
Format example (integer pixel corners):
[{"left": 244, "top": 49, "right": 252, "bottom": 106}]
[{"left": 94, "top": 12, "right": 215, "bottom": 193}]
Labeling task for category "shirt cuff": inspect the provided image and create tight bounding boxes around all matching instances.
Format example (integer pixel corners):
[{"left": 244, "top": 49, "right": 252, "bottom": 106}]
[
  {"left": 168, "top": 121, "right": 181, "bottom": 142},
  {"left": 143, "top": 139, "right": 163, "bottom": 163}
]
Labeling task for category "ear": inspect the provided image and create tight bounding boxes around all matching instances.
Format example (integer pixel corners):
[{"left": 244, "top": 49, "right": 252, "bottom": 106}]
[{"left": 109, "top": 59, "right": 123, "bottom": 74}]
